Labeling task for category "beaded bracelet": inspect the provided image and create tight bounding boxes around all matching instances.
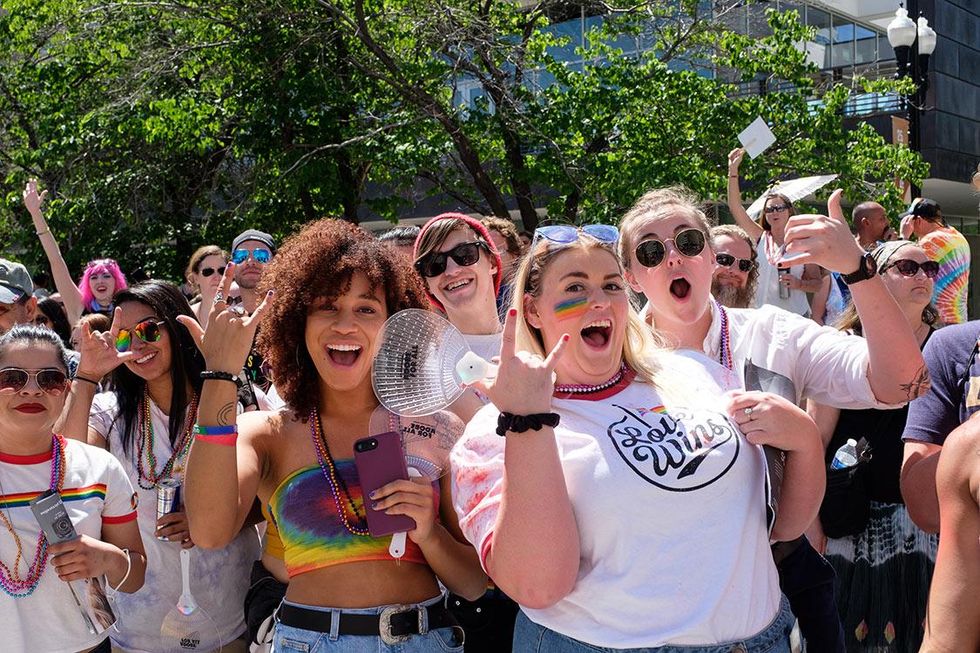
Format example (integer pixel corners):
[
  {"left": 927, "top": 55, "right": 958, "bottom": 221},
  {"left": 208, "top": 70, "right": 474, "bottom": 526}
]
[{"left": 200, "top": 370, "right": 243, "bottom": 387}]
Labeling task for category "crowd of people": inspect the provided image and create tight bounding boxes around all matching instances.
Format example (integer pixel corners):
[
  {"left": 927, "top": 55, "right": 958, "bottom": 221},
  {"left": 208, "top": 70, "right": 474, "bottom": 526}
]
[{"left": 0, "top": 155, "right": 977, "bottom": 653}]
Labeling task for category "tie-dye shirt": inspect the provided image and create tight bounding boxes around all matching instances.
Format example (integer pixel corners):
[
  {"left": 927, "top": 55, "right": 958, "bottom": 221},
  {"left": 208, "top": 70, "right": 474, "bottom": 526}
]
[
  {"left": 920, "top": 226, "right": 970, "bottom": 324},
  {"left": 269, "top": 461, "right": 430, "bottom": 578}
]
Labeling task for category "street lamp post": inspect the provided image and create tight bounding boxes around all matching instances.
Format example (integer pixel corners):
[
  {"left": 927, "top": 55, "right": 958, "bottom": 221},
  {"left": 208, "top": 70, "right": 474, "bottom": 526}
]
[{"left": 887, "top": 3, "right": 937, "bottom": 198}]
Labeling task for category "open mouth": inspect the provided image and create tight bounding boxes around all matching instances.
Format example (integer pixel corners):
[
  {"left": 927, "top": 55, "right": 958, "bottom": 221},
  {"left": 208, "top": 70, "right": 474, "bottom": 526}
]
[
  {"left": 96, "top": 286, "right": 108, "bottom": 293},
  {"left": 581, "top": 319, "right": 612, "bottom": 349},
  {"left": 135, "top": 352, "right": 157, "bottom": 365},
  {"left": 670, "top": 278, "right": 691, "bottom": 300},
  {"left": 327, "top": 344, "right": 362, "bottom": 366},
  {"left": 443, "top": 278, "right": 472, "bottom": 293}
]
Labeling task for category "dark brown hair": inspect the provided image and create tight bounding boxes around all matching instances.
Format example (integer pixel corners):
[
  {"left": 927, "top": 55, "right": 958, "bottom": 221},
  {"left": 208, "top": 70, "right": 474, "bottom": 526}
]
[{"left": 256, "top": 218, "right": 428, "bottom": 416}]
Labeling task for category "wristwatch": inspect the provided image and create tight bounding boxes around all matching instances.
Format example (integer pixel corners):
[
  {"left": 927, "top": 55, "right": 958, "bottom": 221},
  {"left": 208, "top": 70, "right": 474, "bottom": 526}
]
[{"left": 841, "top": 252, "right": 877, "bottom": 285}]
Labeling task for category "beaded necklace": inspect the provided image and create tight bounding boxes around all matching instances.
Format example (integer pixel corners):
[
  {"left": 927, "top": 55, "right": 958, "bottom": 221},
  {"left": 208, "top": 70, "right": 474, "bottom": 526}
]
[
  {"left": 554, "top": 362, "right": 628, "bottom": 395},
  {"left": 309, "top": 407, "right": 369, "bottom": 536},
  {"left": 135, "top": 391, "right": 199, "bottom": 490},
  {"left": 715, "top": 300, "right": 733, "bottom": 371},
  {"left": 0, "top": 435, "right": 66, "bottom": 598}
]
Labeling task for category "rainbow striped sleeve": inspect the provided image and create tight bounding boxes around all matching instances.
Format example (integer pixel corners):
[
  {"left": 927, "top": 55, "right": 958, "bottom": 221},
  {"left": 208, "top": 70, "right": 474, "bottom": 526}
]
[{"left": 921, "top": 227, "right": 971, "bottom": 324}]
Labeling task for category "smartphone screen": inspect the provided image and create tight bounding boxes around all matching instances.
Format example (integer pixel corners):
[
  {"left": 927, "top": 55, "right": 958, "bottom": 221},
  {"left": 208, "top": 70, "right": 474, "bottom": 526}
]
[{"left": 353, "top": 431, "right": 416, "bottom": 537}]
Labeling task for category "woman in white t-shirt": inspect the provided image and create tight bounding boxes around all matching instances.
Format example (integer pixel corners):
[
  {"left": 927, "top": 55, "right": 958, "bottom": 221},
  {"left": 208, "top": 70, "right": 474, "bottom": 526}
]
[
  {"left": 0, "top": 324, "right": 145, "bottom": 653},
  {"left": 451, "top": 225, "right": 825, "bottom": 652},
  {"left": 60, "top": 281, "right": 259, "bottom": 652}
]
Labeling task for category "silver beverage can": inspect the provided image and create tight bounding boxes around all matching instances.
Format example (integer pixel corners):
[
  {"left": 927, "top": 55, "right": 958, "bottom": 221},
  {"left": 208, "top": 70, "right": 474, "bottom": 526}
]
[{"left": 155, "top": 479, "right": 181, "bottom": 541}]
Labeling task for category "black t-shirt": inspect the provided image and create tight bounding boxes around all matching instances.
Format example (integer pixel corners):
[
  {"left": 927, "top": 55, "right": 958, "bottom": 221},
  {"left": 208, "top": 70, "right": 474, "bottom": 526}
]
[{"left": 825, "top": 329, "right": 934, "bottom": 505}]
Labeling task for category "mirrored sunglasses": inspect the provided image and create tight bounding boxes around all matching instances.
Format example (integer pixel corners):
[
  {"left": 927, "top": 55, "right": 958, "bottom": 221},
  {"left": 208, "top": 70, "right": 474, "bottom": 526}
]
[
  {"left": 532, "top": 224, "right": 619, "bottom": 247},
  {"left": 0, "top": 368, "right": 68, "bottom": 394},
  {"left": 414, "top": 241, "right": 487, "bottom": 278},
  {"left": 634, "top": 228, "right": 706, "bottom": 268},
  {"left": 116, "top": 319, "right": 167, "bottom": 352},
  {"left": 199, "top": 266, "right": 226, "bottom": 278},
  {"left": 886, "top": 259, "right": 939, "bottom": 279},
  {"left": 716, "top": 252, "right": 756, "bottom": 273},
  {"left": 231, "top": 248, "right": 271, "bottom": 265}
]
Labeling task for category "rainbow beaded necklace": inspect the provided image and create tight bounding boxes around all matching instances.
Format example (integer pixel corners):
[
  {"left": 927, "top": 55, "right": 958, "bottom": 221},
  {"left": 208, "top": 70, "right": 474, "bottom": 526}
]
[
  {"left": 0, "top": 435, "right": 66, "bottom": 598},
  {"left": 309, "top": 406, "right": 369, "bottom": 536},
  {"left": 135, "top": 391, "right": 199, "bottom": 490}
]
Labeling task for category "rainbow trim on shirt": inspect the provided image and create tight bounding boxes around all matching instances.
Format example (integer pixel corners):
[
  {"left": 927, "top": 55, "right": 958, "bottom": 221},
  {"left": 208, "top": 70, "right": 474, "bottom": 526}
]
[
  {"left": 0, "top": 484, "right": 106, "bottom": 510},
  {"left": 921, "top": 227, "right": 970, "bottom": 324}
]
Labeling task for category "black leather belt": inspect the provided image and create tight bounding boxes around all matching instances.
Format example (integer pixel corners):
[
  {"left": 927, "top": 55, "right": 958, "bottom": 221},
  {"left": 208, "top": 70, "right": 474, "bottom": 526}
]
[{"left": 277, "top": 601, "right": 457, "bottom": 645}]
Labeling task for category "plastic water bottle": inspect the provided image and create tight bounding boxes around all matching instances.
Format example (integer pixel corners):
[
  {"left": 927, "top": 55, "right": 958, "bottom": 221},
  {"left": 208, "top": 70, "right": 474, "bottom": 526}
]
[{"left": 831, "top": 439, "right": 859, "bottom": 470}]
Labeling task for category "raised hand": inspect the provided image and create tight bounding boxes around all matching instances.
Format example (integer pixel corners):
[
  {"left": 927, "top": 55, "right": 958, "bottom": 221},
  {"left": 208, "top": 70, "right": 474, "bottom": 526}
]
[
  {"left": 176, "top": 263, "right": 272, "bottom": 375},
  {"left": 728, "top": 148, "right": 745, "bottom": 176},
  {"left": 780, "top": 189, "right": 866, "bottom": 274},
  {"left": 468, "top": 308, "right": 569, "bottom": 415},
  {"left": 75, "top": 307, "right": 139, "bottom": 381},
  {"left": 22, "top": 179, "right": 47, "bottom": 218}
]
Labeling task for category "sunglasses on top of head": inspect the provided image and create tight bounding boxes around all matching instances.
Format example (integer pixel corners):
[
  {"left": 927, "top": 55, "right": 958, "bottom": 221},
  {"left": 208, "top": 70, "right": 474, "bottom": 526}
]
[
  {"left": 883, "top": 259, "right": 939, "bottom": 279},
  {"left": 231, "top": 248, "right": 271, "bottom": 265},
  {"left": 115, "top": 319, "right": 167, "bottom": 352},
  {"left": 199, "top": 266, "right": 226, "bottom": 278},
  {"left": 715, "top": 253, "right": 756, "bottom": 273},
  {"left": 0, "top": 368, "right": 68, "bottom": 394},
  {"left": 634, "top": 228, "right": 706, "bottom": 268},
  {"left": 414, "top": 241, "right": 489, "bottom": 278},
  {"left": 532, "top": 224, "right": 619, "bottom": 247}
]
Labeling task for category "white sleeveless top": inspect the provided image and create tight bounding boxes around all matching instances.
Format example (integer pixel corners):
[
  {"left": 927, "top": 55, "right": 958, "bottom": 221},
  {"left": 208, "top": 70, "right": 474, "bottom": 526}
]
[{"left": 753, "top": 232, "right": 811, "bottom": 317}]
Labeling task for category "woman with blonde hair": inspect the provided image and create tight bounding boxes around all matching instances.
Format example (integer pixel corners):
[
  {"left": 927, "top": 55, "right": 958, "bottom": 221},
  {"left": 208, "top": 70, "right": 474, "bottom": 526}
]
[
  {"left": 185, "top": 245, "right": 230, "bottom": 330},
  {"left": 452, "top": 224, "right": 824, "bottom": 651}
]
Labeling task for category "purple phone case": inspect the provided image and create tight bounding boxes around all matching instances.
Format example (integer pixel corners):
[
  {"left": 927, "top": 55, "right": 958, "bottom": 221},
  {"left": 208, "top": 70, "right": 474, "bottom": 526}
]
[{"left": 353, "top": 431, "right": 416, "bottom": 537}]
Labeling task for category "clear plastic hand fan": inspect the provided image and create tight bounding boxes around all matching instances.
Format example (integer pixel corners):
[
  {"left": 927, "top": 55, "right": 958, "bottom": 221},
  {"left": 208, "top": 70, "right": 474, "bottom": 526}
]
[
  {"left": 160, "top": 548, "right": 220, "bottom": 652},
  {"left": 370, "top": 407, "right": 466, "bottom": 558},
  {"left": 373, "top": 309, "right": 492, "bottom": 416}
]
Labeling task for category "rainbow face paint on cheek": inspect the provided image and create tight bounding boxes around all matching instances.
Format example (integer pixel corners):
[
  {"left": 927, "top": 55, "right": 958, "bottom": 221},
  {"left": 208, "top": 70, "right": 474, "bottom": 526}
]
[{"left": 554, "top": 297, "right": 589, "bottom": 320}]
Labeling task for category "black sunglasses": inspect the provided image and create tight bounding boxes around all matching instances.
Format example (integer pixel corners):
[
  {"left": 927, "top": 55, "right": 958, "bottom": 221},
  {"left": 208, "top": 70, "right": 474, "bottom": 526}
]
[
  {"left": 763, "top": 204, "right": 791, "bottom": 214},
  {"left": 634, "top": 228, "right": 707, "bottom": 268},
  {"left": 414, "top": 242, "right": 488, "bottom": 278},
  {"left": 716, "top": 253, "right": 756, "bottom": 273},
  {"left": 0, "top": 368, "right": 68, "bottom": 394},
  {"left": 884, "top": 259, "right": 939, "bottom": 279},
  {"left": 199, "top": 266, "right": 226, "bottom": 278}
]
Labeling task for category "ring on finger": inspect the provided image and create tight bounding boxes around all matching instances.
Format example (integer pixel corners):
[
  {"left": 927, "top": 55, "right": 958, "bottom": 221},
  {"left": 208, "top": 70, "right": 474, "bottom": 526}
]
[
  {"left": 213, "top": 292, "right": 226, "bottom": 304},
  {"left": 228, "top": 304, "right": 247, "bottom": 317},
  {"left": 743, "top": 407, "right": 754, "bottom": 417}
]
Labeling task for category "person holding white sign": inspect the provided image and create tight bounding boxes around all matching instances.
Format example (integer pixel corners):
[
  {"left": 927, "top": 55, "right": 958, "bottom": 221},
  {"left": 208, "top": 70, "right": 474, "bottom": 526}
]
[{"left": 727, "top": 148, "right": 824, "bottom": 317}]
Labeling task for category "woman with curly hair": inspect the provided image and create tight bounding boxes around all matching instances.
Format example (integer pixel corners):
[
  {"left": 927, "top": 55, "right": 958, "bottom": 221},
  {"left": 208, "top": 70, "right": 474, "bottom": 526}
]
[
  {"left": 23, "top": 181, "right": 128, "bottom": 325},
  {"left": 59, "top": 280, "right": 259, "bottom": 652},
  {"left": 184, "top": 219, "right": 486, "bottom": 652}
]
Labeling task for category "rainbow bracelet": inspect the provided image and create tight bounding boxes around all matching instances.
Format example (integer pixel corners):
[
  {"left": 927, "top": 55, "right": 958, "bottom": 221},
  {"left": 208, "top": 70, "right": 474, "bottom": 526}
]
[
  {"left": 193, "top": 424, "right": 238, "bottom": 447},
  {"left": 193, "top": 424, "right": 237, "bottom": 435}
]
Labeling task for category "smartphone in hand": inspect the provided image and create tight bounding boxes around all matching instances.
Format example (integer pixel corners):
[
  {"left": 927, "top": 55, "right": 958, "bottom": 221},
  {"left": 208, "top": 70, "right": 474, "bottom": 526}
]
[{"left": 353, "top": 431, "right": 416, "bottom": 537}]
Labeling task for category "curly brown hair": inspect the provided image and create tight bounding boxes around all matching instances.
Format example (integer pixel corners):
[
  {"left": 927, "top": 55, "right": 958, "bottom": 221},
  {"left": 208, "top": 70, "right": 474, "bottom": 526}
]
[{"left": 256, "top": 218, "right": 429, "bottom": 416}]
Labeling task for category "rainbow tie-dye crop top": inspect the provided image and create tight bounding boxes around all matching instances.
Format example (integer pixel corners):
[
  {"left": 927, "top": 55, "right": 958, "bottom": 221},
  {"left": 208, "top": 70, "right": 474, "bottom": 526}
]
[{"left": 268, "top": 460, "right": 430, "bottom": 578}]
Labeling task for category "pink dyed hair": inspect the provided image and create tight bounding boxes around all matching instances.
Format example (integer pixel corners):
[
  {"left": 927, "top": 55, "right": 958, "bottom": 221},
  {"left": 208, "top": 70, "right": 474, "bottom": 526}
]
[{"left": 79, "top": 258, "right": 128, "bottom": 308}]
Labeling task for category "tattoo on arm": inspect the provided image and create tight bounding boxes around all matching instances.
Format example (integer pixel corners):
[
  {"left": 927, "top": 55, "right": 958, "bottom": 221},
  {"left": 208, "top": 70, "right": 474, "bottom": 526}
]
[
  {"left": 901, "top": 365, "right": 932, "bottom": 401},
  {"left": 217, "top": 402, "right": 237, "bottom": 426}
]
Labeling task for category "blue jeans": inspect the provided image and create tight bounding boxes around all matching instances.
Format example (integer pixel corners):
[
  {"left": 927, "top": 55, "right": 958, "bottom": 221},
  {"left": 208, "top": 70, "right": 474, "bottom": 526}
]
[
  {"left": 513, "top": 596, "right": 794, "bottom": 653},
  {"left": 271, "top": 595, "right": 464, "bottom": 652}
]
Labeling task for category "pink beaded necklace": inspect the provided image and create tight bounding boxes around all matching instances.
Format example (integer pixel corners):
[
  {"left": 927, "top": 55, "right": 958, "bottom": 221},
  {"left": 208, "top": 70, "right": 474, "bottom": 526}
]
[
  {"left": 0, "top": 435, "right": 66, "bottom": 598},
  {"left": 554, "top": 362, "right": 628, "bottom": 395}
]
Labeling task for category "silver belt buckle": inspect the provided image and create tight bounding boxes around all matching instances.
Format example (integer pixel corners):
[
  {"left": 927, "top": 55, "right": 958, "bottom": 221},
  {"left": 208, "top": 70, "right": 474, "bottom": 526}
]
[{"left": 379, "top": 605, "right": 422, "bottom": 645}]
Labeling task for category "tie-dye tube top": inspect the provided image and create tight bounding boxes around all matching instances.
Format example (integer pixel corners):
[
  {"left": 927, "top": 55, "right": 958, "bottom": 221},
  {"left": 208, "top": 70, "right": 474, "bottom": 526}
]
[{"left": 269, "top": 460, "right": 431, "bottom": 578}]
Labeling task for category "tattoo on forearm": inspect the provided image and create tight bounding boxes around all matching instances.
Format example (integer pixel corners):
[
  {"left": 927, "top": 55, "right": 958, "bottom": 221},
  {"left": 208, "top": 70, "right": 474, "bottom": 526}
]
[
  {"left": 901, "top": 365, "right": 932, "bottom": 400},
  {"left": 217, "top": 402, "right": 236, "bottom": 426}
]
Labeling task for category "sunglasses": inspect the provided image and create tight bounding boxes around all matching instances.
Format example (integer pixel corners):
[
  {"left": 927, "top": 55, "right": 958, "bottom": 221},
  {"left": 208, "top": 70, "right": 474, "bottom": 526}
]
[
  {"left": 716, "top": 252, "right": 756, "bottom": 273},
  {"left": 0, "top": 368, "right": 68, "bottom": 394},
  {"left": 414, "top": 242, "right": 488, "bottom": 278},
  {"left": 763, "top": 205, "right": 791, "bottom": 214},
  {"left": 884, "top": 259, "right": 939, "bottom": 279},
  {"left": 199, "top": 266, "right": 226, "bottom": 278},
  {"left": 115, "top": 319, "right": 167, "bottom": 352},
  {"left": 532, "top": 224, "right": 619, "bottom": 246},
  {"left": 231, "top": 248, "right": 271, "bottom": 265},
  {"left": 634, "top": 228, "right": 707, "bottom": 268}
]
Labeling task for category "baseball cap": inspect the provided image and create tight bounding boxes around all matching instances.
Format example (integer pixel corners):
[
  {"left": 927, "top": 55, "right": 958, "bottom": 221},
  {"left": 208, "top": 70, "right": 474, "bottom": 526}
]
[
  {"left": 231, "top": 229, "right": 277, "bottom": 254},
  {"left": 901, "top": 198, "right": 941, "bottom": 219},
  {"left": 0, "top": 258, "right": 34, "bottom": 304}
]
